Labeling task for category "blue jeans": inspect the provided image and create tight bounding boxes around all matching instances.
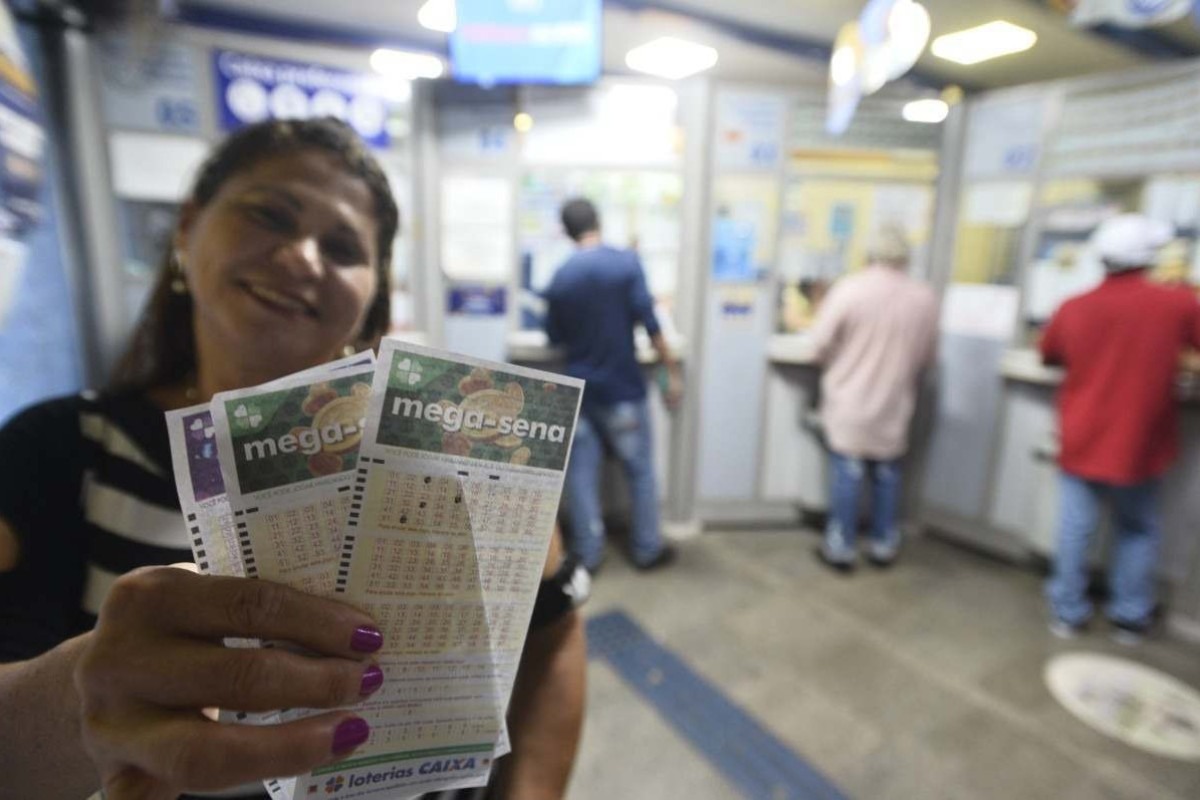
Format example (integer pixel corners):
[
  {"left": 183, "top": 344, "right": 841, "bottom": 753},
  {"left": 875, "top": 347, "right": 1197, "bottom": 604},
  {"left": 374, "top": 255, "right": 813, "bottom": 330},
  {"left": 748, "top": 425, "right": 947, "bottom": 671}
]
[
  {"left": 563, "top": 399, "right": 663, "bottom": 570},
  {"left": 824, "top": 452, "right": 902, "bottom": 556},
  {"left": 1046, "top": 472, "right": 1162, "bottom": 627}
]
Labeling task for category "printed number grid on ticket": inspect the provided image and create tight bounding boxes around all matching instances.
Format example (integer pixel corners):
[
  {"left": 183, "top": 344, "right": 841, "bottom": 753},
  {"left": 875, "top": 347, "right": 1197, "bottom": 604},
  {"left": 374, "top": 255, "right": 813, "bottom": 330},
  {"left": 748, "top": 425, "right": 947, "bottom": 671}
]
[
  {"left": 213, "top": 368, "right": 374, "bottom": 598},
  {"left": 302, "top": 341, "right": 582, "bottom": 797}
]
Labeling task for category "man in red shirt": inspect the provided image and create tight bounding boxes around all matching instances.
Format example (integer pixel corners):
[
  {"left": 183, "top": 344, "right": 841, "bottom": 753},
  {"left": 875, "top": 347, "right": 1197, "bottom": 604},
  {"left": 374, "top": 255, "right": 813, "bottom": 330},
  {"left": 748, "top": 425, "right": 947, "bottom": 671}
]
[{"left": 1040, "top": 213, "right": 1200, "bottom": 643}]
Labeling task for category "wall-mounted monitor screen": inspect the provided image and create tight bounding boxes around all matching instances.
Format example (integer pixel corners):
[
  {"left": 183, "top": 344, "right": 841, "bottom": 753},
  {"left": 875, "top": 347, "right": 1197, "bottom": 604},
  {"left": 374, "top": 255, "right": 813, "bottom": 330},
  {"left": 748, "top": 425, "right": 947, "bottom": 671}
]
[{"left": 451, "top": 0, "right": 602, "bottom": 86}]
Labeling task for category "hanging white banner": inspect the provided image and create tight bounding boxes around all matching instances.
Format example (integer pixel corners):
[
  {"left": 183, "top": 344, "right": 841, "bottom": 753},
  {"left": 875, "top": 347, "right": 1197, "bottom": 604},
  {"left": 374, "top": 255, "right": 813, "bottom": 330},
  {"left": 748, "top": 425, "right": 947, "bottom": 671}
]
[{"left": 1071, "top": 0, "right": 1193, "bottom": 28}]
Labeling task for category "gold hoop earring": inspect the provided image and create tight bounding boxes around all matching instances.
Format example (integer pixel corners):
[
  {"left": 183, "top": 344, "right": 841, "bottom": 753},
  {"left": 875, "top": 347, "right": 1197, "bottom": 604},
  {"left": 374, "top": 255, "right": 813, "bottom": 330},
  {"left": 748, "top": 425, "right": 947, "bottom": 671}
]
[{"left": 170, "top": 250, "right": 189, "bottom": 295}]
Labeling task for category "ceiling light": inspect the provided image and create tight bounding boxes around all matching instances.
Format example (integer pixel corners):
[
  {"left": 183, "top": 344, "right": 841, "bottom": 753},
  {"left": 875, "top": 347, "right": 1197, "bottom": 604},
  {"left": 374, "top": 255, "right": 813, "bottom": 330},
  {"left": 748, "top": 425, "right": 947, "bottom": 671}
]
[
  {"left": 931, "top": 21, "right": 1037, "bottom": 65},
  {"left": 418, "top": 0, "right": 456, "bottom": 33},
  {"left": 625, "top": 37, "right": 718, "bottom": 80},
  {"left": 857, "top": 0, "right": 930, "bottom": 94},
  {"left": 903, "top": 98, "right": 948, "bottom": 123},
  {"left": 827, "top": 21, "right": 864, "bottom": 136},
  {"left": 885, "top": 0, "right": 930, "bottom": 76},
  {"left": 831, "top": 45, "right": 857, "bottom": 86},
  {"left": 370, "top": 48, "right": 445, "bottom": 80},
  {"left": 513, "top": 112, "right": 533, "bottom": 133}
]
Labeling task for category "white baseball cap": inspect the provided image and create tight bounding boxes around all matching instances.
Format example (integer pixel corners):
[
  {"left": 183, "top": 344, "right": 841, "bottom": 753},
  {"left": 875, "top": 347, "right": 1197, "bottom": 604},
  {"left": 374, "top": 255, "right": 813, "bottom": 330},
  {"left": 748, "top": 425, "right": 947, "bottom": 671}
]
[{"left": 1091, "top": 213, "right": 1174, "bottom": 269}]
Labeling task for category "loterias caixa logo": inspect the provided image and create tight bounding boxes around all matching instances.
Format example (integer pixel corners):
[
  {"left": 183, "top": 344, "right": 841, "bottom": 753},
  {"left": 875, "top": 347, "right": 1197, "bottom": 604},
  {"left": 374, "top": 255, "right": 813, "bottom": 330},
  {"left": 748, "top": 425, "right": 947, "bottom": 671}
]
[{"left": 318, "top": 756, "right": 483, "bottom": 794}]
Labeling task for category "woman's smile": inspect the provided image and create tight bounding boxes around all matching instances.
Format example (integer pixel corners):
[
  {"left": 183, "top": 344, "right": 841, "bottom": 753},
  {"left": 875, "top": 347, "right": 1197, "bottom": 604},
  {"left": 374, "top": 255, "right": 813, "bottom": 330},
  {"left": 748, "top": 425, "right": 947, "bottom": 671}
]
[{"left": 239, "top": 279, "right": 319, "bottom": 320}]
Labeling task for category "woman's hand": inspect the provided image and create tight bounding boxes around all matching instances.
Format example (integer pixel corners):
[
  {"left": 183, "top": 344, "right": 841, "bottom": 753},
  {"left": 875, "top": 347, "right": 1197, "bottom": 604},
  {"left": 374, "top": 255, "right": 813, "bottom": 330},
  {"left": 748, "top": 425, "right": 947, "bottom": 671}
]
[{"left": 74, "top": 566, "right": 384, "bottom": 800}]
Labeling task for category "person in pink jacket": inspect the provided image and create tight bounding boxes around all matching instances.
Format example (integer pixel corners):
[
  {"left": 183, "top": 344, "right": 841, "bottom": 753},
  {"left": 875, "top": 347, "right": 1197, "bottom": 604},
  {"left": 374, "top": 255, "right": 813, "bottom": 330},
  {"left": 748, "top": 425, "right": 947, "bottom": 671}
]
[{"left": 809, "top": 226, "right": 938, "bottom": 570}]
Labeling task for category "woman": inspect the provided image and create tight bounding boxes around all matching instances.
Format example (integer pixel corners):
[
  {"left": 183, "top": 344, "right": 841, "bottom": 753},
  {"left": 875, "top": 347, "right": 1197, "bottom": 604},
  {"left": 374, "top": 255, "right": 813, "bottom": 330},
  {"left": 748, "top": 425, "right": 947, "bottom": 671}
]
[{"left": 0, "top": 118, "right": 584, "bottom": 800}]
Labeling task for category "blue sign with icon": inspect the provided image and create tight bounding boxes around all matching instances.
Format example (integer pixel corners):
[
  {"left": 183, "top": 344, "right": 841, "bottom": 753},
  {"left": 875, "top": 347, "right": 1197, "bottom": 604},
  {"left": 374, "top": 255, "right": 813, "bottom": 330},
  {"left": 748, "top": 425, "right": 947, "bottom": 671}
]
[
  {"left": 711, "top": 214, "right": 757, "bottom": 282},
  {"left": 448, "top": 285, "right": 507, "bottom": 316},
  {"left": 213, "top": 50, "right": 392, "bottom": 148}
]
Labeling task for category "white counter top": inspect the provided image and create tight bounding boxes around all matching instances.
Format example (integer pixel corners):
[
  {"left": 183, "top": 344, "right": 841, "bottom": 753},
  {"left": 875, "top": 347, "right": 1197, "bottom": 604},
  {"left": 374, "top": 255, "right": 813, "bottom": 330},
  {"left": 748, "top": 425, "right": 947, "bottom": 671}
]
[
  {"left": 766, "top": 334, "right": 820, "bottom": 366},
  {"left": 506, "top": 330, "right": 688, "bottom": 365},
  {"left": 1001, "top": 347, "right": 1200, "bottom": 404},
  {"left": 1000, "top": 348, "right": 1064, "bottom": 387}
]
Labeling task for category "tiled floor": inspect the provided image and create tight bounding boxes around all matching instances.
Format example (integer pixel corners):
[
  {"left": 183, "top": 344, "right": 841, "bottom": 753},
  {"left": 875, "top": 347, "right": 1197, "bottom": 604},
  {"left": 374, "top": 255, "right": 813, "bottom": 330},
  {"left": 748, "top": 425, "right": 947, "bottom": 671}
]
[{"left": 566, "top": 530, "right": 1200, "bottom": 800}]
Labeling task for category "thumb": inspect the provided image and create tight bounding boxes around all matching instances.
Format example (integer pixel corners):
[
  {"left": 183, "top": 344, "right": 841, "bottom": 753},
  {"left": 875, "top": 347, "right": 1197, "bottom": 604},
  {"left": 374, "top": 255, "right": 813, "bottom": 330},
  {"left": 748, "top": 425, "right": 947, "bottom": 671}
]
[{"left": 104, "top": 767, "right": 177, "bottom": 800}]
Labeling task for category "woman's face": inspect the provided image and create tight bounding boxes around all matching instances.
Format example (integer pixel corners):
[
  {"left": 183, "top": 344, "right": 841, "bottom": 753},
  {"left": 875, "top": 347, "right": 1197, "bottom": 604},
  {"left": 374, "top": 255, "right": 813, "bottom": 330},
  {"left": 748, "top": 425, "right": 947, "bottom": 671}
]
[{"left": 177, "top": 149, "right": 380, "bottom": 376}]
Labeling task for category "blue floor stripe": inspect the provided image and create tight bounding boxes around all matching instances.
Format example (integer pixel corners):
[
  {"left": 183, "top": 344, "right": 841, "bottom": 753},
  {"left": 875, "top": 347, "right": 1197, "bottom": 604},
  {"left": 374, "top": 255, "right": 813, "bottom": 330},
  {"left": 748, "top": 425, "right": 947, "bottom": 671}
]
[{"left": 586, "top": 610, "right": 848, "bottom": 800}]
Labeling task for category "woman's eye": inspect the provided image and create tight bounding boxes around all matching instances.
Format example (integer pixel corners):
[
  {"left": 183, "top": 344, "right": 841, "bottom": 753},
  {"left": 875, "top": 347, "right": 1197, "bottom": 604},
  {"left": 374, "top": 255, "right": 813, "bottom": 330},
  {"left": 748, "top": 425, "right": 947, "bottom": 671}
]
[
  {"left": 247, "top": 204, "right": 292, "bottom": 230},
  {"left": 324, "top": 238, "right": 366, "bottom": 265}
]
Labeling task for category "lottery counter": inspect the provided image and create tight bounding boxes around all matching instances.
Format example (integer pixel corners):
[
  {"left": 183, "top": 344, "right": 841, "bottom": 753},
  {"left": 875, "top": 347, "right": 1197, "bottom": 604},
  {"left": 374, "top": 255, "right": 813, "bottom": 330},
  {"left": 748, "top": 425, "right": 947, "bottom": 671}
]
[
  {"left": 505, "top": 330, "right": 687, "bottom": 516},
  {"left": 761, "top": 333, "right": 935, "bottom": 523},
  {"left": 761, "top": 334, "right": 828, "bottom": 514}
]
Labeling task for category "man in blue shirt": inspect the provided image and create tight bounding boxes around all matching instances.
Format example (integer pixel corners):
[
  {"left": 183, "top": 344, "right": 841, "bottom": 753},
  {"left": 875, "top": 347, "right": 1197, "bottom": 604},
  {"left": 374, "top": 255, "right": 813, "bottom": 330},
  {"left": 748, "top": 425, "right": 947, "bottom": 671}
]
[{"left": 545, "top": 198, "right": 682, "bottom": 573}]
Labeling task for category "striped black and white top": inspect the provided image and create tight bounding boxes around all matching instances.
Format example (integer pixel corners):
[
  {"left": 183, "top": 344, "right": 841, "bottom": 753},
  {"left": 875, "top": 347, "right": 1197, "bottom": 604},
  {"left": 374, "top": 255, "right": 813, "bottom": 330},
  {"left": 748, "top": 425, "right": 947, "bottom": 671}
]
[
  {"left": 0, "top": 392, "right": 188, "bottom": 657},
  {"left": 0, "top": 392, "right": 525, "bottom": 800}
]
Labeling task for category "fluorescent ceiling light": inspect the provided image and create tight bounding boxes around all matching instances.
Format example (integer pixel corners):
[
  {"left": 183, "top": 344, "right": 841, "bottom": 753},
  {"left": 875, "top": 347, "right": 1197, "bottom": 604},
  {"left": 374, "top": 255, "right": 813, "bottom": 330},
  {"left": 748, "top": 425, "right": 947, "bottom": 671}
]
[
  {"left": 831, "top": 44, "right": 857, "bottom": 86},
  {"left": 884, "top": 0, "right": 930, "bottom": 76},
  {"left": 625, "top": 37, "right": 718, "bottom": 80},
  {"left": 418, "top": 0, "right": 456, "bottom": 34},
  {"left": 370, "top": 48, "right": 445, "bottom": 80},
  {"left": 931, "top": 21, "right": 1037, "bottom": 65},
  {"left": 902, "top": 98, "right": 948, "bottom": 123}
]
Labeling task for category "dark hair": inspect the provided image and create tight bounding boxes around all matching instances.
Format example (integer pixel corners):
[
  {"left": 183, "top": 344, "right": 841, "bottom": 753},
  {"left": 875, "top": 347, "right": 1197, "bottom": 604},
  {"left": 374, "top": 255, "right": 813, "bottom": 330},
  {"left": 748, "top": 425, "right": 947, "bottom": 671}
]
[
  {"left": 110, "top": 117, "right": 399, "bottom": 393},
  {"left": 561, "top": 197, "right": 600, "bottom": 242}
]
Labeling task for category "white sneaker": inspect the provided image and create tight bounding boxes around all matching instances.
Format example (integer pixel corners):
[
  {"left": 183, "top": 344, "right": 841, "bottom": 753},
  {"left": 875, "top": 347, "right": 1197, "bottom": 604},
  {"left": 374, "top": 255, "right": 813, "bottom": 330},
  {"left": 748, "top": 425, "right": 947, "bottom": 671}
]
[
  {"left": 1109, "top": 621, "right": 1147, "bottom": 646},
  {"left": 816, "top": 542, "right": 856, "bottom": 573},
  {"left": 822, "top": 527, "right": 856, "bottom": 563},
  {"left": 1049, "top": 618, "right": 1085, "bottom": 639},
  {"left": 867, "top": 538, "right": 900, "bottom": 566}
]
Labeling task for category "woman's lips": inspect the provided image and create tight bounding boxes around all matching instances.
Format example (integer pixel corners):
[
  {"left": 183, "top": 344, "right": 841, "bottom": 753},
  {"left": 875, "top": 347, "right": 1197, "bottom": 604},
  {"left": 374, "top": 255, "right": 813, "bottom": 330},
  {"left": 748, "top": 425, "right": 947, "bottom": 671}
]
[{"left": 241, "top": 282, "right": 317, "bottom": 318}]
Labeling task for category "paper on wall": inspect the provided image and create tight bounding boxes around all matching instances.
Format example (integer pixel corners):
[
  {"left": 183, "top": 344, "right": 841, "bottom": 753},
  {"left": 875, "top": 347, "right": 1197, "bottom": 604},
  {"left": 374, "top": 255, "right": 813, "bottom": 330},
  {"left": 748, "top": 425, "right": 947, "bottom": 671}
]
[
  {"left": 963, "top": 181, "right": 1034, "bottom": 227},
  {"left": 940, "top": 283, "right": 1020, "bottom": 341},
  {"left": 440, "top": 175, "right": 512, "bottom": 283},
  {"left": 108, "top": 131, "right": 209, "bottom": 202},
  {"left": 872, "top": 184, "right": 933, "bottom": 238}
]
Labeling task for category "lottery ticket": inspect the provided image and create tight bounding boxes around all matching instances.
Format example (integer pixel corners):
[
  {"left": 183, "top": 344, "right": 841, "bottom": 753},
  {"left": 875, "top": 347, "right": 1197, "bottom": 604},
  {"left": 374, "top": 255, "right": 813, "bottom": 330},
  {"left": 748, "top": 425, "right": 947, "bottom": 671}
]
[
  {"left": 287, "top": 340, "right": 583, "bottom": 800},
  {"left": 166, "top": 354, "right": 375, "bottom": 800},
  {"left": 167, "top": 353, "right": 375, "bottom": 580},
  {"left": 166, "top": 402, "right": 242, "bottom": 578},
  {"left": 209, "top": 360, "right": 382, "bottom": 800},
  {"left": 210, "top": 361, "right": 375, "bottom": 598}
]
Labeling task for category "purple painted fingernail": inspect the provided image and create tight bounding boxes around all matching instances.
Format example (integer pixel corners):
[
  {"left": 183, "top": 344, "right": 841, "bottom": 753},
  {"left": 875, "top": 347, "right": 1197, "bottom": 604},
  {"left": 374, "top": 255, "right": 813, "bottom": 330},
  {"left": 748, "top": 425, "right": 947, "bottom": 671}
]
[
  {"left": 332, "top": 717, "right": 370, "bottom": 755},
  {"left": 350, "top": 626, "right": 383, "bottom": 653},
  {"left": 360, "top": 664, "right": 384, "bottom": 696}
]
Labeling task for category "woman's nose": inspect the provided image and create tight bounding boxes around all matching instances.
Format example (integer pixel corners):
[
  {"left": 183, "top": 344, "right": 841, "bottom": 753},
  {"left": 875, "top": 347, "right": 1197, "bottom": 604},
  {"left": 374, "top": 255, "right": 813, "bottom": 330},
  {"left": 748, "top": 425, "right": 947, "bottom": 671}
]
[{"left": 275, "top": 236, "right": 323, "bottom": 281}]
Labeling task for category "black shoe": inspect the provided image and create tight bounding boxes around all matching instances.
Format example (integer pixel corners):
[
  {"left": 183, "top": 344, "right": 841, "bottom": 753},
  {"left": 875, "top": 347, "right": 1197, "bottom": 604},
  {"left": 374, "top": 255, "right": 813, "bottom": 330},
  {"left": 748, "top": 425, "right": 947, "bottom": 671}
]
[
  {"left": 866, "top": 552, "right": 898, "bottom": 569},
  {"left": 635, "top": 545, "right": 676, "bottom": 572},
  {"left": 814, "top": 546, "right": 856, "bottom": 574}
]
